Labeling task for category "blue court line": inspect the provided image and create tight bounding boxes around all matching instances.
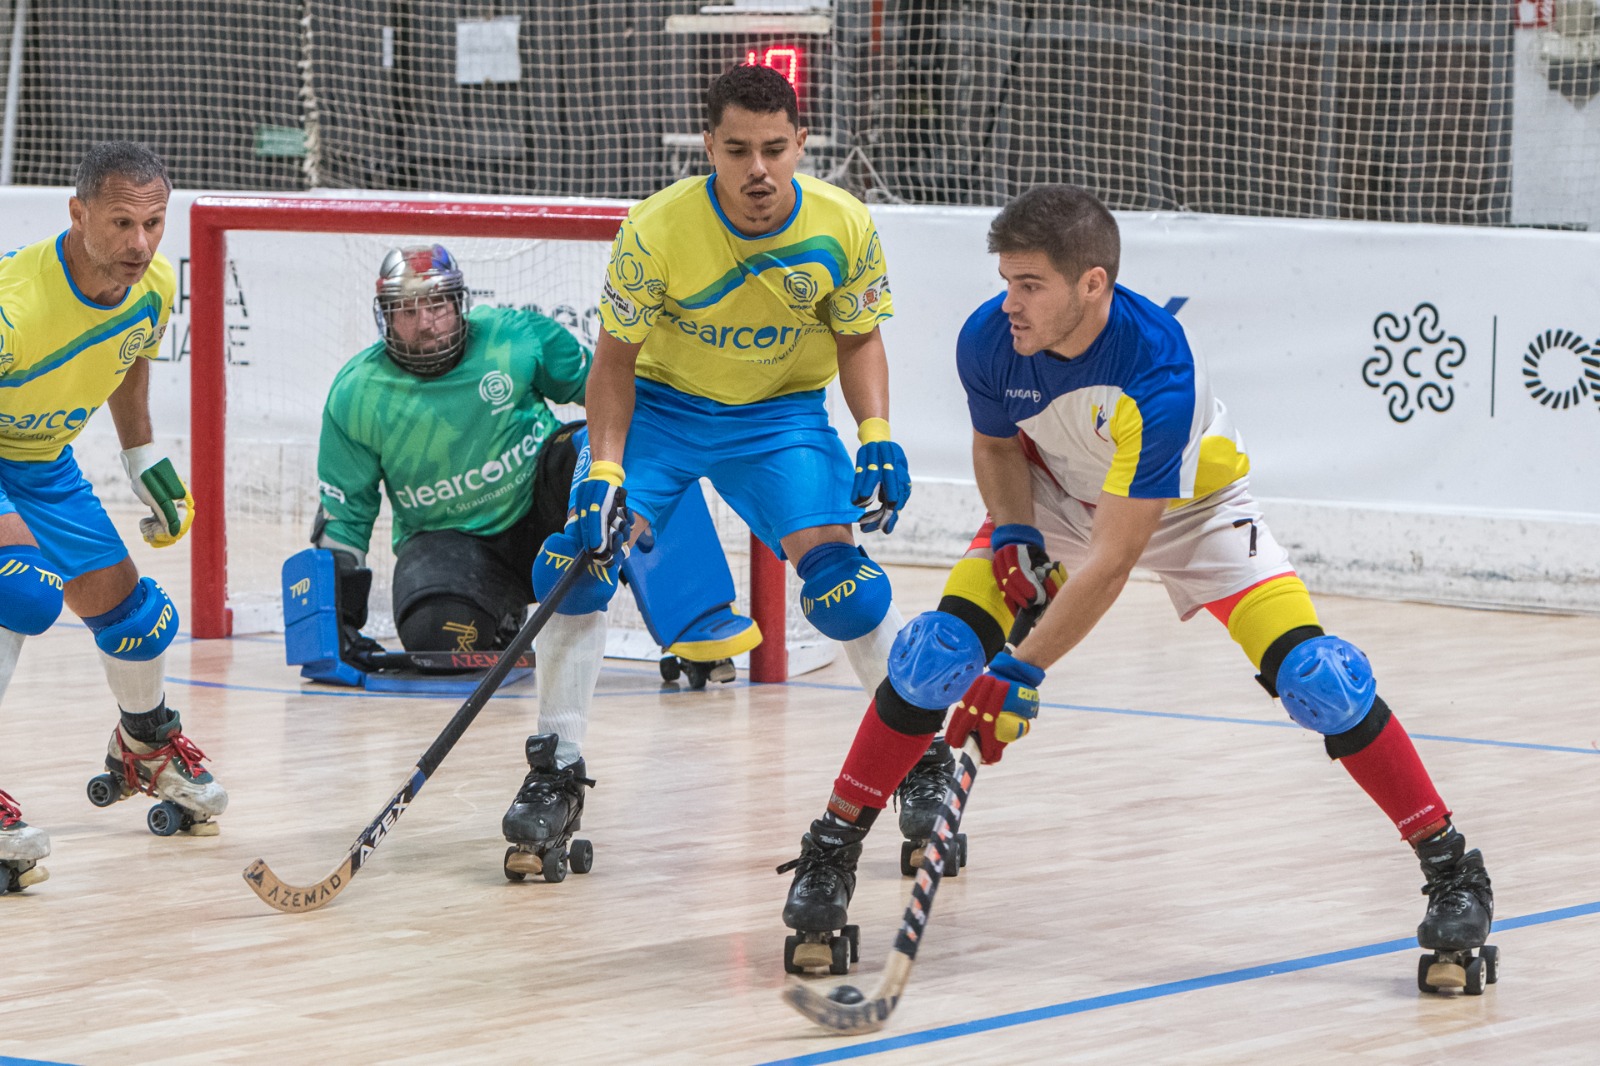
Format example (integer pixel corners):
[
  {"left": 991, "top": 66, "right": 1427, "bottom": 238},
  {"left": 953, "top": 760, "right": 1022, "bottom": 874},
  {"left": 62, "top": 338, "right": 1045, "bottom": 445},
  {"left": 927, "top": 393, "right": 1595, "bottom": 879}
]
[
  {"left": 754, "top": 899, "right": 1600, "bottom": 1066},
  {"left": 165, "top": 675, "right": 720, "bottom": 704},
  {"left": 1, "top": 1057, "right": 78, "bottom": 1066}
]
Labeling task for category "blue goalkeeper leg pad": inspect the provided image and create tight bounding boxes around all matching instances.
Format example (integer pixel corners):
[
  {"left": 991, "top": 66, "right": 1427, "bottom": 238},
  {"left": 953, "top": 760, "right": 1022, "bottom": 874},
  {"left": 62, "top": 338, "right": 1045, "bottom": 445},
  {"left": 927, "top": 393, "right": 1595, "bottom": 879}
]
[
  {"left": 622, "top": 482, "right": 762, "bottom": 663},
  {"left": 282, "top": 548, "right": 365, "bottom": 687}
]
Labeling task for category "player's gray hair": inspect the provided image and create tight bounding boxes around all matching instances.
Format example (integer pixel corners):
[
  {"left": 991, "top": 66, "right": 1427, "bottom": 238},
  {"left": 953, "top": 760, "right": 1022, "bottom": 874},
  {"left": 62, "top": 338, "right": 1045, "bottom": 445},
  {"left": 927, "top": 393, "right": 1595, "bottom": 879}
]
[
  {"left": 75, "top": 141, "right": 171, "bottom": 201},
  {"left": 987, "top": 185, "right": 1120, "bottom": 287}
]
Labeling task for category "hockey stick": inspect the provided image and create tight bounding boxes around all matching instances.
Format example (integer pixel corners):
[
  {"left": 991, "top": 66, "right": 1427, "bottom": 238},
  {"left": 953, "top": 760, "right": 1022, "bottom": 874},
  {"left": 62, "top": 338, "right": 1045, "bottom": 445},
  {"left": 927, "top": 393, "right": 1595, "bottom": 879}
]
[
  {"left": 781, "top": 604, "right": 1046, "bottom": 1033},
  {"left": 354, "top": 647, "right": 537, "bottom": 673},
  {"left": 243, "top": 550, "right": 593, "bottom": 913}
]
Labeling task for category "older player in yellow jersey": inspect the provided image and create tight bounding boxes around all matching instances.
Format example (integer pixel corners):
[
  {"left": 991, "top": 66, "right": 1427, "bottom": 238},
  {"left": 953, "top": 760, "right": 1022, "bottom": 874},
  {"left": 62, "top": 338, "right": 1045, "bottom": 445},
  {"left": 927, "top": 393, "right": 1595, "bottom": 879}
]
[
  {"left": 0, "top": 142, "right": 227, "bottom": 893},
  {"left": 508, "top": 65, "right": 910, "bottom": 875}
]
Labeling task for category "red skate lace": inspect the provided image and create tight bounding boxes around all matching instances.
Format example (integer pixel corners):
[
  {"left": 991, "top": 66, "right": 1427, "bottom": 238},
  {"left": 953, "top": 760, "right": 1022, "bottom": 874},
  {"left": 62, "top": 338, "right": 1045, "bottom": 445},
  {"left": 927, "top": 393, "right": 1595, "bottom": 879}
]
[
  {"left": 0, "top": 788, "right": 22, "bottom": 829},
  {"left": 118, "top": 729, "right": 210, "bottom": 797}
]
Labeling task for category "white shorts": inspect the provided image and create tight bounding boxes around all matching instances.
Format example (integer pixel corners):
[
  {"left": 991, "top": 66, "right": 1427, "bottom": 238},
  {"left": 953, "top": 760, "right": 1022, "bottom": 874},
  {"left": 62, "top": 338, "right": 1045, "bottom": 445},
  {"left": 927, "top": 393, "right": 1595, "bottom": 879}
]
[{"left": 1029, "top": 472, "right": 1295, "bottom": 620}]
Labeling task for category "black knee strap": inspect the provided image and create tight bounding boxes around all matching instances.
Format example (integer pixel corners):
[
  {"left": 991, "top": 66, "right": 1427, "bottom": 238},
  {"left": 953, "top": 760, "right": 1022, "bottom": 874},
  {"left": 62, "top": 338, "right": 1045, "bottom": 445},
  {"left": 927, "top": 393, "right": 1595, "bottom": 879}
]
[
  {"left": 937, "top": 593, "right": 1007, "bottom": 664},
  {"left": 873, "top": 677, "right": 948, "bottom": 736},
  {"left": 1324, "top": 695, "right": 1393, "bottom": 761},
  {"left": 1253, "top": 624, "right": 1326, "bottom": 697}
]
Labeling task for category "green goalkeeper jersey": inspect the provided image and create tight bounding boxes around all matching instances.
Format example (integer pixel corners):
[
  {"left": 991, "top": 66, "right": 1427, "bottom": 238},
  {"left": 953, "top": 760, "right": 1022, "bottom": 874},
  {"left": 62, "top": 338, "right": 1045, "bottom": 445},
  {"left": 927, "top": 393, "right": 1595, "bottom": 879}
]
[{"left": 316, "top": 305, "right": 590, "bottom": 555}]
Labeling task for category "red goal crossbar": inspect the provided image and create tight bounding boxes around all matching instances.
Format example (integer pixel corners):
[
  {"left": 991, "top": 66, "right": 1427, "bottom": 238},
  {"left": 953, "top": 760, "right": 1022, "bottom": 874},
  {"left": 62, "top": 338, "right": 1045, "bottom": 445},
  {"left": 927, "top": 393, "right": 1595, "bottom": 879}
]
[{"left": 188, "top": 195, "right": 790, "bottom": 682}]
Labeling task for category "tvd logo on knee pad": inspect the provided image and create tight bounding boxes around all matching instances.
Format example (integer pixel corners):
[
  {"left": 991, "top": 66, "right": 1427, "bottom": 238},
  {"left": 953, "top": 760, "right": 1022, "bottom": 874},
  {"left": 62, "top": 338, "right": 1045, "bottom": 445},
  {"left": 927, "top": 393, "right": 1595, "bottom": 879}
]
[{"left": 797, "top": 543, "right": 892, "bottom": 642}]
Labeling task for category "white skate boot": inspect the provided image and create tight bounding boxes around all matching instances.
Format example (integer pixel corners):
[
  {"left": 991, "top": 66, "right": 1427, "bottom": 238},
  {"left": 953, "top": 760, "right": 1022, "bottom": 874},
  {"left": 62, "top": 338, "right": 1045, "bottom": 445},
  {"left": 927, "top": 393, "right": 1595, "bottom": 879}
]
[
  {"left": 88, "top": 708, "right": 228, "bottom": 836},
  {"left": 0, "top": 788, "right": 50, "bottom": 893}
]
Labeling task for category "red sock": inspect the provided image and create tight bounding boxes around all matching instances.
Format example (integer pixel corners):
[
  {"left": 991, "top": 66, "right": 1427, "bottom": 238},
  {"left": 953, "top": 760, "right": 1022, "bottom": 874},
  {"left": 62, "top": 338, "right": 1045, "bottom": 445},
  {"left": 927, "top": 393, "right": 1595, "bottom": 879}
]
[
  {"left": 826, "top": 701, "right": 936, "bottom": 822},
  {"left": 1337, "top": 712, "right": 1451, "bottom": 842}
]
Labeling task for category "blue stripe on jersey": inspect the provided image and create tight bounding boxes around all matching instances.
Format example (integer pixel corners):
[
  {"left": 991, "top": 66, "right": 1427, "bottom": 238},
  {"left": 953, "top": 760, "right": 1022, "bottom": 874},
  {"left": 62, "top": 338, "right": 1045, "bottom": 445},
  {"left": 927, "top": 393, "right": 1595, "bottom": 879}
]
[
  {"left": 0, "top": 291, "right": 163, "bottom": 388},
  {"left": 54, "top": 231, "right": 127, "bottom": 310},
  {"left": 677, "top": 240, "right": 848, "bottom": 311},
  {"left": 0, "top": 303, "right": 13, "bottom": 329},
  {"left": 704, "top": 174, "right": 803, "bottom": 242}
]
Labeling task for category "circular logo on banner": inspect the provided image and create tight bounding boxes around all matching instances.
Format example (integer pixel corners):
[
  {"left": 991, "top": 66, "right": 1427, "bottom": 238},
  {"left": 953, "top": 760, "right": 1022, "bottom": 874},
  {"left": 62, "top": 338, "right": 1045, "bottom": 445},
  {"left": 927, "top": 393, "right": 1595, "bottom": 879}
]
[
  {"left": 479, "top": 369, "right": 514, "bottom": 407},
  {"left": 1521, "top": 328, "right": 1594, "bottom": 411},
  {"left": 1362, "top": 302, "right": 1466, "bottom": 424}
]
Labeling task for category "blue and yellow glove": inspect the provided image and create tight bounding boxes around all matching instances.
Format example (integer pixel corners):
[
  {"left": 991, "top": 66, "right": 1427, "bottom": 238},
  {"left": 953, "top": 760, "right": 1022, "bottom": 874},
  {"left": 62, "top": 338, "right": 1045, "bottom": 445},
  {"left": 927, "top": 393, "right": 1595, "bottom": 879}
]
[
  {"left": 944, "top": 650, "right": 1044, "bottom": 764},
  {"left": 851, "top": 417, "right": 911, "bottom": 535},
  {"left": 120, "top": 445, "right": 194, "bottom": 548},
  {"left": 572, "top": 460, "right": 632, "bottom": 564}
]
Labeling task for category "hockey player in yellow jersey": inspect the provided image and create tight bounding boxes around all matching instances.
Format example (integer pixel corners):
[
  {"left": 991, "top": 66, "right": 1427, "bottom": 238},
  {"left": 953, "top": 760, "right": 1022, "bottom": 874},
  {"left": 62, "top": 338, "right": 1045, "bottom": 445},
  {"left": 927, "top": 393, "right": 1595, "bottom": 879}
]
[
  {"left": 510, "top": 65, "right": 911, "bottom": 880},
  {"left": 0, "top": 142, "right": 227, "bottom": 894}
]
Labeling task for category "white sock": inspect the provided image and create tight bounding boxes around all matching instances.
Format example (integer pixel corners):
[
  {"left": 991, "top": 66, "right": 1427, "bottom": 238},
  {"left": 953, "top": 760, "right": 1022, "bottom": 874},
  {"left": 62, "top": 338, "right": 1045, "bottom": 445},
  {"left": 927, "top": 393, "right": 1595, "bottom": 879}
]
[
  {"left": 97, "top": 649, "right": 166, "bottom": 715},
  {"left": 843, "top": 603, "right": 905, "bottom": 695},
  {"left": 0, "top": 629, "right": 23, "bottom": 705},
  {"left": 535, "top": 611, "right": 607, "bottom": 767}
]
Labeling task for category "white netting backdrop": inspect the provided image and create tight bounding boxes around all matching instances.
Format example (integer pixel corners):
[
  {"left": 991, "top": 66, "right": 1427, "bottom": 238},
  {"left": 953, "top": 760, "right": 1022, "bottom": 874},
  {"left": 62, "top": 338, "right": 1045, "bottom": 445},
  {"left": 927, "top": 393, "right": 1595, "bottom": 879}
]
[
  {"left": 6, "top": 3, "right": 1599, "bottom": 229},
  {"left": 218, "top": 228, "right": 834, "bottom": 673}
]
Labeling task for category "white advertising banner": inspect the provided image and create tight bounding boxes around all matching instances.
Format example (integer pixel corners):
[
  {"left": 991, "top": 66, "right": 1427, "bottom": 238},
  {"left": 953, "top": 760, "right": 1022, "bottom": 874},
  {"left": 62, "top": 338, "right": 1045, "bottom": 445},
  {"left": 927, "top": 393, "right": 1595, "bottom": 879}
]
[{"left": 2, "top": 188, "right": 1597, "bottom": 612}]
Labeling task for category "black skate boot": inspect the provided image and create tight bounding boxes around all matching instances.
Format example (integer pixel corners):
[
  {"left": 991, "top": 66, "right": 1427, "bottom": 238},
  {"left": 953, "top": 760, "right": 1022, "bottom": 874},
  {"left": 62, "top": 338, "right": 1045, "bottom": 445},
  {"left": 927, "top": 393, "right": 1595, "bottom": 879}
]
[
  {"left": 777, "top": 821, "right": 864, "bottom": 975},
  {"left": 501, "top": 734, "right": 596, "bottom": 884},
  {"left": 894, "top": 738, "right": 966, "bottom": 878},
  {"left": 1414, "top": 827, "right": 1497, "bottom": 995}
]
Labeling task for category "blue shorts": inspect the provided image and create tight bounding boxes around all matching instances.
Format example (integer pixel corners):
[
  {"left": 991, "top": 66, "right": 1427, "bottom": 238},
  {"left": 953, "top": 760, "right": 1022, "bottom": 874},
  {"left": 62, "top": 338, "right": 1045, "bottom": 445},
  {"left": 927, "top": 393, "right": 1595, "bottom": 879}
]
[
  {"left": 0, "top": 446, "right": 128, "bottom": 582},
  {"left": 575, "top": 380, "right": 861, "bottom": 560}
]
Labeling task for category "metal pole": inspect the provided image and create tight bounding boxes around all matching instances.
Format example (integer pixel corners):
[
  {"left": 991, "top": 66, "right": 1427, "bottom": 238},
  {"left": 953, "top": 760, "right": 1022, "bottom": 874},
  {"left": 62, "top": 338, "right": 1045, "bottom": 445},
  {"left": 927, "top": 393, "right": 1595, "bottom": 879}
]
[{"left": 1, "top": 0, "right": 28, "bottom": 185}]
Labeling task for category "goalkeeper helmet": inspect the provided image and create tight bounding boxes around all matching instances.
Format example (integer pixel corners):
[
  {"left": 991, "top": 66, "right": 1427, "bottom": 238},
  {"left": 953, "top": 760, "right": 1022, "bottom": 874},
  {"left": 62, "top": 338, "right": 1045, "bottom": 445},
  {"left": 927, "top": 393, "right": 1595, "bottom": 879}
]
[{"left": 373, "top": 244, "right": 471, "bottom": 376}]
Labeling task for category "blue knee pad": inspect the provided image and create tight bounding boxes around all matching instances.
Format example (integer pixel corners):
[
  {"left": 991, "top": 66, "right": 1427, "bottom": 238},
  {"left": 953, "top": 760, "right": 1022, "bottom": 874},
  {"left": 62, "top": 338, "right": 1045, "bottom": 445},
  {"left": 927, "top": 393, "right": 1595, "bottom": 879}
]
[
  {"left": 797, "top": 542, "right": 892, "bottom": 642},
  {"left": 1275, "top": 635, "right": 1376, "bottom": 735},
  {"left": 532, "top": 529, "right": 622, "bottom": 615},
  {"left": 0, "top": 546, "right": 65, "bottom": 635},
  {"left": 886, "top": 610, "right": 986, "bottom": 710},
  {"left": 84, "top": 577, "right": 179, "bottom": 661}
]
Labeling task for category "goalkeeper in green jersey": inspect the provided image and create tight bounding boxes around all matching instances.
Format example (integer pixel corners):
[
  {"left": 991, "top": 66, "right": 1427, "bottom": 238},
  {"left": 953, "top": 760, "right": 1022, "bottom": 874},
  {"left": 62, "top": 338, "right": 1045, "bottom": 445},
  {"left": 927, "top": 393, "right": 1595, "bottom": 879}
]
[{"left": 291, "top": 244, "right": 760, "bottom": 684}]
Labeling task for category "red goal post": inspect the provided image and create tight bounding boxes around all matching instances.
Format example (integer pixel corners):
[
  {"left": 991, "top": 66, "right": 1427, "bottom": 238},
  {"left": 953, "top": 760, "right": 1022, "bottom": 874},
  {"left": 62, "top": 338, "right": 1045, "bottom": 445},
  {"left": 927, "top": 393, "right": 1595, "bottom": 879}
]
[{"left": 187, "top": 195, "right": 792, "bottom": 682}]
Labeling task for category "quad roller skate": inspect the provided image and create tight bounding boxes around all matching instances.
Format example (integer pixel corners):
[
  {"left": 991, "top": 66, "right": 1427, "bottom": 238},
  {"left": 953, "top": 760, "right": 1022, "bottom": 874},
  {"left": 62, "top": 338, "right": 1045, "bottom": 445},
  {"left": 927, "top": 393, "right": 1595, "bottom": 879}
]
[
  {"left": 658, "top": 655, "right": 736, "bottom": 690},
  {"left": 1414, "top": 827, "right": 1498, "bottom": 995},
  {"left": 777, "top": 825, "right": 863, "bottom": 975},
  {"left": 501, "top": 733, "right": 595, "bottom": 884},
  {"left": 87, "top": 709, "right": 228, "bottom": 837},
  {"left": 0, "top": 789, "right": 49, "bottom": 895},
  {"left": 895, "top": 738, "right": 966, "bottom": 878}
]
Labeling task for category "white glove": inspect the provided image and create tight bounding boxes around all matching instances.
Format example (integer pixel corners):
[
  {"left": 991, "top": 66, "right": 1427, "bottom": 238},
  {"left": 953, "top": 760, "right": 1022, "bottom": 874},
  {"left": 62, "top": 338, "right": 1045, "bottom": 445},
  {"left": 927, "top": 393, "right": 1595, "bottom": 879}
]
[{"left": 120, "top": 444, "right": 194, "bottom": 548}]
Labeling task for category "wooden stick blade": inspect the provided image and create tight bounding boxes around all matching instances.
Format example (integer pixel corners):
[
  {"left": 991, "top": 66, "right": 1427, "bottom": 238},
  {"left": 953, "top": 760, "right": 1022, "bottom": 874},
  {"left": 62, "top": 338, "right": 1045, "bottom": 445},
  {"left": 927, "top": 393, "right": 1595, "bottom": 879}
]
[
  {"left": 780, "top": 954, "right": 911, "bottom": 1034},
  {"left": 242, "top": 855, "right": 355, "bottom": 913}
]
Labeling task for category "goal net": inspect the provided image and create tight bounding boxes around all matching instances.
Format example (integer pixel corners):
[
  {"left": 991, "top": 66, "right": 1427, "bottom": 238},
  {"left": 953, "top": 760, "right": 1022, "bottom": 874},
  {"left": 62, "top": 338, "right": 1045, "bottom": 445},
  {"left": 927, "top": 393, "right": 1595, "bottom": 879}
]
[{"left": 187, "top": 196, "right": 835, "bottom": 682}]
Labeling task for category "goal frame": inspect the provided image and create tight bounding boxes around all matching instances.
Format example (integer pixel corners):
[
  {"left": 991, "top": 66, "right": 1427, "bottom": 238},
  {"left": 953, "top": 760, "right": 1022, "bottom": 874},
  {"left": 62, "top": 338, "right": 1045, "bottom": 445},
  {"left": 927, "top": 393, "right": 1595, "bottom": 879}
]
[{"left": 188, "top": 195, "right": 791, "bottom": 682}]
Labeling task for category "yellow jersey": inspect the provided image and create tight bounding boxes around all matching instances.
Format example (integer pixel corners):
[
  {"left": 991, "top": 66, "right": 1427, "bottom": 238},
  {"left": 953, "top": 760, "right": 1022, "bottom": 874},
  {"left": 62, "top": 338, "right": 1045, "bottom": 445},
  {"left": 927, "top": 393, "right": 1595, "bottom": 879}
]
[
  {"left": 599, "top": 173, "right": 893, "bottom": 405},
  {"left": 0, "top": 233, "right": 174, "bottom": 462}
]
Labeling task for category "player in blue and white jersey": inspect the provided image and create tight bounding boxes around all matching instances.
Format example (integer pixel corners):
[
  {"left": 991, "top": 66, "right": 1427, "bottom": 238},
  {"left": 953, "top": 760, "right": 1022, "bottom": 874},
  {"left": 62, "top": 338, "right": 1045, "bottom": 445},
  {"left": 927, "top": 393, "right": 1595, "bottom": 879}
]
[
  {"left": 780, "top": 186, "right": 1494, "bottom": 991},
  {"left": 0, "top": 144, "right": 228, "bottom": 892}
]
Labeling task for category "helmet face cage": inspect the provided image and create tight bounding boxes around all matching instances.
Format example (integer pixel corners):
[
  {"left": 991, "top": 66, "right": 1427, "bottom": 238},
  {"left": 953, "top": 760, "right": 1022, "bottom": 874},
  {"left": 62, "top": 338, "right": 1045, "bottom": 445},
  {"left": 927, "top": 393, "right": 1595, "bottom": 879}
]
[{"left": 372, "top": 244, "right": 472, "bottom": 376}]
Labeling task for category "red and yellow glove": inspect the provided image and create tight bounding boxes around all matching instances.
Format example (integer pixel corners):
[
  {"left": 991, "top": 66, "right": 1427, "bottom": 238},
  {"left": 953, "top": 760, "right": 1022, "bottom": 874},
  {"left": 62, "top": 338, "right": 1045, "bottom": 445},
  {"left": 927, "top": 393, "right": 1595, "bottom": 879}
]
[
  {"left": 990, "top": 523, "right": 1065, "bottom": 615},
  {"left": 944, "top": 650, "right": 1045, "bottom": 765}
]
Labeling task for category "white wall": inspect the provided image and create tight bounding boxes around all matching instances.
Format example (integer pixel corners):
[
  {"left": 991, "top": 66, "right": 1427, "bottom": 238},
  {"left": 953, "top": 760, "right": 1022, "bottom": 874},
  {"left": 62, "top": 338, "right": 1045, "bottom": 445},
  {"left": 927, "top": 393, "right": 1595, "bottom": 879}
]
[{"left": 4, "top": 188, "right": 1599, "bottom": 615}]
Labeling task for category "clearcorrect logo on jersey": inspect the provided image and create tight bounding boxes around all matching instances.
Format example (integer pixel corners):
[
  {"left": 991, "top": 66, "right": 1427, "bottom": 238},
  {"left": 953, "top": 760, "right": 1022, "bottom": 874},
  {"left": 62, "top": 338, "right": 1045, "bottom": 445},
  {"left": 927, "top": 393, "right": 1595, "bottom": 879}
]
[
  {"left": 0, "top": 406, "right": 96, "bottom": 433},
  {"left": 478, "top": 369, "right": 514, "bottom": 413},
  {"left": 318, "top": 480, "right": 347, "bottom": 504}
]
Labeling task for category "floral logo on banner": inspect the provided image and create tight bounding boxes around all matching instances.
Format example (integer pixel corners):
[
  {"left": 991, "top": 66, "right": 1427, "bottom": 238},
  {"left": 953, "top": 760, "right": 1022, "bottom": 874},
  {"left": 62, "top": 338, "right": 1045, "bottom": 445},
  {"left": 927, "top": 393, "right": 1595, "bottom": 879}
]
[
  {"left": 1363, "top": 302, "right": 1467, "bottom": 423},
  {"left": 1521, "top": 328, "right": 1599, "bottom": 411}
]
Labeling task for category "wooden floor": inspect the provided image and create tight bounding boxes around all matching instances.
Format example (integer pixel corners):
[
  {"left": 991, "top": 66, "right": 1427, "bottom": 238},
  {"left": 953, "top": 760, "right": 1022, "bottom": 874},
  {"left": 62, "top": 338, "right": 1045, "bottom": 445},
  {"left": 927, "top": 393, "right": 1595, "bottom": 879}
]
[{"left": 3, "top": 545, "right": 1599, "bottom": 1066}]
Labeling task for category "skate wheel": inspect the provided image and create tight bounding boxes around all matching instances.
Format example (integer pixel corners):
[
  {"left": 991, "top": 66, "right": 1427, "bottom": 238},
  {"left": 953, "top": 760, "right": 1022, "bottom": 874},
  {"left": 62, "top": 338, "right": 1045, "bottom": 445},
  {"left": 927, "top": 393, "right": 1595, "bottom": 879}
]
[
  {"left": 659, "top": 657, "right": 681, "bottom": 683},
  {"left": 1417, "top": 953, "right": 1439, "bottom": 994},
  {"left": 1481, "top": 944, "right": 1499, "bottom": 984},
  {"left": 86, "top": 773, "right": 121, "bottom": 808},
  {"left": 1463, "top": 956, "right": 1485, "bottom": 996},
  {"left": 147, "top": 801, "right": 184, "bottom": 837},
  {"left": 503, "top": 845, "right": 527, "bottom": 882},
  {"left": 783, "top": 935, "right": 804, "bottom": 975},
  {"left": 842, "top": 924, "right": 860, "bottom": 963},
  {"left": 707, "top": 659, "right": 736, "bottom": 684},
  {"left": 569, "top": 838, "right": 593, "bottom": 874},
  {"left": 541, "top": 846, "right": 568, "bottom": 883},
  {"left": 16, "top": 864, "right": 47, "bottom": 890},
  {"left": 829, "top": 935, "right": 851, "bottom": 975},
  {"left": 683, "top": 662, "right": 709, "bottom": 690},
  {"left": 899, "top": 839, "right": 919, "bottom": 877},
  {"left": 956, "top": 832, "right": 969, "bottom": 868}
]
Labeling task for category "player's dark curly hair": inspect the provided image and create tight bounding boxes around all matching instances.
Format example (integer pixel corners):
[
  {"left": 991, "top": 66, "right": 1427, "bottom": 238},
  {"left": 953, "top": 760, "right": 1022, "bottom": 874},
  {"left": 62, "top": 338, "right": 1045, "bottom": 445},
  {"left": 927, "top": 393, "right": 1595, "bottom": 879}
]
[
  {"left": 704, "top": 63, "right": 800, "bottom": 130},
  {"left": 76, "top": 141, "right": 171, "bottom": 201},
  {"left": 987, "top": 185, "right": 1120, "bottom": 287}
]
